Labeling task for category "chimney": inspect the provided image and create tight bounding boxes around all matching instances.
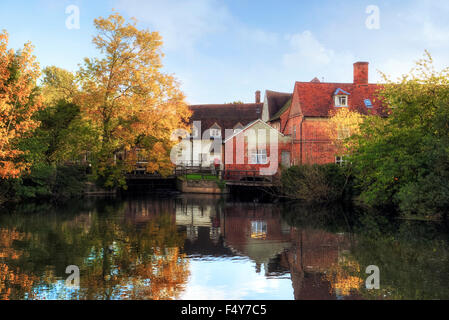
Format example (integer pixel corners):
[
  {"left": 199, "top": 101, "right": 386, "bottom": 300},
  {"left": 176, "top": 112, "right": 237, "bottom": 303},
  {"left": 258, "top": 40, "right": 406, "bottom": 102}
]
[
  {"left": 255, "top": 90, "right": 261, "bottom": 103},
  {"left": 354, "top": 62, "right": 369, "bottom": 85}
]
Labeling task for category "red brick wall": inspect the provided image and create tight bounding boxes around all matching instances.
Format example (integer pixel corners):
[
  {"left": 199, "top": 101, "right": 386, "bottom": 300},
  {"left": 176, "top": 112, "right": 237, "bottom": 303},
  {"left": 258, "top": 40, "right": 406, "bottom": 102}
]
[
  {"left": 280, "top": 115, "right": 337, "bottom": 166},
  {"left": 300, "top": 119, "right": 337, "bottom": 165},
  {"left": 224, "top": 131, "right": 291, "bottom": 177}
]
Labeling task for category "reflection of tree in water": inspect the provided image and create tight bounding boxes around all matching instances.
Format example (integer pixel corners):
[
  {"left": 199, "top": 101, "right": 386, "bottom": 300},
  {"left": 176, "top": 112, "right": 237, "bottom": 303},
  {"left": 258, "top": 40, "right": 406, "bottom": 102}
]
[
  {"left": 77, "top": 210, "right": 190, "bottom": 300},
  {"left": 350, "top": 215, "right": 449, "bottom": 300},
  {"left": 0, "top": 228, "right": 38, "bottom": 300},
  {"left": 0, "top": 199, "right": 190, "bottom": 300},
  {"left": 282, "top": 203, "right": 449, "bottom": 300}
]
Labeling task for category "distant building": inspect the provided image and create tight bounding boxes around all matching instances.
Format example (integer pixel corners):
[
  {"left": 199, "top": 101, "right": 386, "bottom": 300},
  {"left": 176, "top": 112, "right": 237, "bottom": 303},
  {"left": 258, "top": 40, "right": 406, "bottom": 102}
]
[
  {"left": 174, "top": 93, "right": 263, "bottom": 168},
  {"left": 176, "top": 62, "right": 384, "bottom": 174}
]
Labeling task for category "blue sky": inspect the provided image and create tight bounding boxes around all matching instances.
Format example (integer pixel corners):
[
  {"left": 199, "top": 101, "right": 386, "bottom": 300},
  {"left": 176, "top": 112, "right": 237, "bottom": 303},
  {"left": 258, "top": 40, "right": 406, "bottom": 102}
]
[{"left": 1, "top": 0, "right": 449, "bottom": 104}]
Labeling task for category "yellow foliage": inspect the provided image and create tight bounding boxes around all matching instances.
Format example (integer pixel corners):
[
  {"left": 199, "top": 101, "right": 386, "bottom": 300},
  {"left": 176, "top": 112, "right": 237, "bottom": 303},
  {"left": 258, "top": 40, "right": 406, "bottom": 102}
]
[
  {"left": 76, "top": 13, "right": 192, "bottom": 173},
  {"left": 324, "top": 256, "right": 363, "bottom": 297},
  {"left": 328, "top": 108, "right": 366, "bottom": 155}
]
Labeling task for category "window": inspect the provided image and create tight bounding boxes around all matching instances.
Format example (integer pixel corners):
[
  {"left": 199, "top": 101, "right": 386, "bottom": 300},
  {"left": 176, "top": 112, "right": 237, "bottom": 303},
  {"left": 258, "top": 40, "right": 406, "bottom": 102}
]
[
  {"left": 250, "top": 149, "right": 268, "bottom": 164},
  {"left": 251, "top": 221, "right": 267, "bottom": 239},
  {"left": 335, "top": 95, "right": 348, "bottom": 107},
  {"left": 233, "top": 123, "right": 244, "bottom": 134},
  {"left": 364, "top": 99, "right": 373, "bottom": 108},
  {"left": 210, "top": 128, "right": 221, "bottom": 138},
  {"left": 293, "top": 125, "right": 297, "bottom": 139},
  {"left": 336, "top": 156, "right": 347, "bottom": 166}
]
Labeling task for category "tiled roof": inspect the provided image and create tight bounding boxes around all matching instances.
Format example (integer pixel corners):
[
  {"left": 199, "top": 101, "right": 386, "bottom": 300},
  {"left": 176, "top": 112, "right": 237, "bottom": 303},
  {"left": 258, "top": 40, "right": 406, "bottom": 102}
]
[
  {"left": 189, "top": 103, "right": 263, "bottom": 138},
  {"left": 265, "top": 90, "right": 293, "bottom": 120},
  {"left": 292, "top": 82, "right": 386, "bottom": 117}
]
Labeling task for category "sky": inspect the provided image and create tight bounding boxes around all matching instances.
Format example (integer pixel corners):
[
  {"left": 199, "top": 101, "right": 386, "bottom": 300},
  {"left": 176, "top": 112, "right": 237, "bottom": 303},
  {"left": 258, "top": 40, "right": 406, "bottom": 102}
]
[{"left": 1, "top": 0, "right": 449, "bottom": 104}]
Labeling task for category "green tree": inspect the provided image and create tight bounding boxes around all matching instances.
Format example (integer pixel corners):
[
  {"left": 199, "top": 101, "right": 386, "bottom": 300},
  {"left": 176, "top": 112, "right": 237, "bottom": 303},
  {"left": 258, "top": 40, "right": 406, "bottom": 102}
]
[
  {"left": 350, "top": 52, "right": 449, "bottom": 218},
  {"left": 41, "top": 66, "right": 77, "bottom": 105}
]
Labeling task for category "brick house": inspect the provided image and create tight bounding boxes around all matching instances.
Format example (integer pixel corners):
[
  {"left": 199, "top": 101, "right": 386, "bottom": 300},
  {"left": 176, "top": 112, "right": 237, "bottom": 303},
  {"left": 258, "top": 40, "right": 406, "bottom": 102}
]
[
  {"left": 263, "top": 62, "right": 385, "bottom": 166},
  {"left": 223, "top": 119, "right": 292, "bottom": 177},
  {"left": 175, "top": 62, "right": 384, "bottom": 175}
]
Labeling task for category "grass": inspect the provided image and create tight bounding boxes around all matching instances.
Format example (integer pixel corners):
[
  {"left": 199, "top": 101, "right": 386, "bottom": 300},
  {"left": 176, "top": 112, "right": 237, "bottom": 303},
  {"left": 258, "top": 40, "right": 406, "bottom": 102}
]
[{"left": 185, "top": 174, "right": 220, "bottom": 181}]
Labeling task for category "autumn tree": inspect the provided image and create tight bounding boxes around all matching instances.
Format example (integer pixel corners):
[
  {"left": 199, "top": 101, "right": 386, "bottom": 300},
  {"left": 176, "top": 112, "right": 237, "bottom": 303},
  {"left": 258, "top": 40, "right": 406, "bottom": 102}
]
[
  {"left": 0, "top": 30, "right": 43, "bottom": 179},
  {"left": 327, "top": 108, "right": 366, "bottom": 155},
  {"left": 76, "top": 13, "right": 191, "bottom": 187}
]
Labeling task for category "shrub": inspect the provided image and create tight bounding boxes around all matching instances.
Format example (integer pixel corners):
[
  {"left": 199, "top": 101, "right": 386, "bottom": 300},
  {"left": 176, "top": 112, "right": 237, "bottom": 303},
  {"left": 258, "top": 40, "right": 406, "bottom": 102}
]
[
  {"left": 281, "top": 164, "right": 354, "bottom": 203},
  {"left": 2, "top": 164, "right": 87, "bottom": 203}
]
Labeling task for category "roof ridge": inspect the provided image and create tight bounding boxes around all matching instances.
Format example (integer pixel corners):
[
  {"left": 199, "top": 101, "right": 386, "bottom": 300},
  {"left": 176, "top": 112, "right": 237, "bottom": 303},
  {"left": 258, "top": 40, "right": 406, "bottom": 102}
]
[
  {"left": 190, "top": 103, "right": 263, "bottom": 107},
  {"left": 266, "top": 90, "right": 292, "bottom": 95}
]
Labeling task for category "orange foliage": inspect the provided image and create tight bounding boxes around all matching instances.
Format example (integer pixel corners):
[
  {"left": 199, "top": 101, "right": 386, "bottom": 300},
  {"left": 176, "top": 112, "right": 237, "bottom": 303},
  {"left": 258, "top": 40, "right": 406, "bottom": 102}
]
[
  {"left": 0, "top": 30, "right": 43, "bottom": 179},
  {"left": 0, "top": 228, "right": 37, "bottom": 300},
  {"left": 324, "top": 256, "right": 363, "bottom": 297},
  {"left": 76, "top": 13, "right": 191, "bottom": 174}
]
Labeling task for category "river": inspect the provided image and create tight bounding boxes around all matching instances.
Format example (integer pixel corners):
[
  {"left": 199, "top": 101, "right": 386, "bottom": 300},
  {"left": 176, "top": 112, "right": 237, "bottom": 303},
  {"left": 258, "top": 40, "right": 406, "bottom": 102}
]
[{"left": 0, "top": 194, "right": 448, "bottom": 300}]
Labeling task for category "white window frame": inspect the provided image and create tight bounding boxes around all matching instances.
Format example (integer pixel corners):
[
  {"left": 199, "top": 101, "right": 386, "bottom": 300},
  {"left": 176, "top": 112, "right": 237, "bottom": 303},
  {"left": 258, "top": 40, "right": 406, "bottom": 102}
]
[
  {"left": 251, "top": 221, "right": 267, "bottom": 239},
  {"left": 250, "top": 149, "right": 268, "bottom": 165},
  {"left": 335, "top": 95, "right": 348, "bottom": 107},
  {"left": 209, "top": 127, "right": 221, "bottom": 138},
  {"left": 335, "top": 156, "right": 347, "bottom": 166}
]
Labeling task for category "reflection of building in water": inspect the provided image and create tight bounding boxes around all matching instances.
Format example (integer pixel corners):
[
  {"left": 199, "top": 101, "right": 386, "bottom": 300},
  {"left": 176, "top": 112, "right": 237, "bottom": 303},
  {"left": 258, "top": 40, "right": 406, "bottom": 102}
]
[
  {"left": 221, "top": 203, "right": 292, "bottom": 277},
  {"left": 124, "top": 197, "right": 176, "bottom": 225},
  {"left": 279, "top": 228, "right": 360, "bottom": 300},
  {"left": 121, "top": 196, "right": 361, "bottom": 300},
  {"left": 175, "top": 195, "right": 234, "bottom": 257},
  {"left": 175, "top": 195, "right": 222, "bottom": 242},
  {"left": 250, "top": 221, "right": 267, "bottom": 240}
]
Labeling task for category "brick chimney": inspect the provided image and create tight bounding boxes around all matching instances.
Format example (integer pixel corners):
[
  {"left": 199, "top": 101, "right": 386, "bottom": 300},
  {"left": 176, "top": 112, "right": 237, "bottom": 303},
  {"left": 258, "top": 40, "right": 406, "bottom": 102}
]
[
  {"left": 255, "top": 90, "right": 261, "bottom": 103},
  {"left": 354, "top": 62, "right": 369, "bottom": 85}
]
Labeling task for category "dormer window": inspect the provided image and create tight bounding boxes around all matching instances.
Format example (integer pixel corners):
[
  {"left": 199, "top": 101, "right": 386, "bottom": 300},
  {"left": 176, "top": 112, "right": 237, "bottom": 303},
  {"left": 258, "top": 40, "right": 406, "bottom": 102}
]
[
  {"left": 334, "top": 88, "right": 350, "bottom": 107},
  {"left": 210, "top": 128, "right": 221, "bottom": 138},
  {"left": 335, "top": 95, "right": 348, "bottom": 107},
  {"left": 209, "top": 123, "right": 222, "bottom": 138},
  {"left": 233, "top": 123, "right": 244, "bottom": 134}
]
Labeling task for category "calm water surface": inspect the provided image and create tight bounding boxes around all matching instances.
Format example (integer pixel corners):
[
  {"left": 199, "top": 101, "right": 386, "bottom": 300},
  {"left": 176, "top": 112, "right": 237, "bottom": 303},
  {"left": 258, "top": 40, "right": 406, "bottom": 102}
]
[{"left": 0, "top": 195, "right": 448, "bottom": 300}]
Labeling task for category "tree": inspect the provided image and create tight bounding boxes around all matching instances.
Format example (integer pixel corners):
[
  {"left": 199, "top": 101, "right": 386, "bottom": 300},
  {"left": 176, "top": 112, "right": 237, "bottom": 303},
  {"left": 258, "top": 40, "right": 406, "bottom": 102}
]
[
  {"left": 328, "top": 108, "right": 366, "bottom": 155},
  {"left": 350, "top": 52, "right": 449, "bottom": 217},
  {"left": 0, "top": 30, "right": 43, "bottom": 179},
  {"left": 41, "top": 66, "right": 77, "bottom": 105},
  {"left": 76, "top": 13, "right": 191, "bottom": 187}
]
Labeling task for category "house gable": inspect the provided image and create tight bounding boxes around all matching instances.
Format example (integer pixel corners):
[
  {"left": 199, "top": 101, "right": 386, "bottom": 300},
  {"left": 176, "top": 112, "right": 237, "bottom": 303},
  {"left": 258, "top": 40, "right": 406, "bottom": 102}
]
[{"left": 224, "top": 119, "right": 290, "bottom": 144}]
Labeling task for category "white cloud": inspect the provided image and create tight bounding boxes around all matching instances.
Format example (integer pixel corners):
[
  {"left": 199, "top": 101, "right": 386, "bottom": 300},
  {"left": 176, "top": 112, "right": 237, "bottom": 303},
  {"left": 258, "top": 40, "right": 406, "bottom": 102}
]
[
  {"left": 116, "top": 0, "right": 231, "bottom": 51},
  {"left": 282, "top": 31, "right": 355, "bottom": 82},
  {"left": 283, "top": 31, "right": 333, "bottom": 66}
]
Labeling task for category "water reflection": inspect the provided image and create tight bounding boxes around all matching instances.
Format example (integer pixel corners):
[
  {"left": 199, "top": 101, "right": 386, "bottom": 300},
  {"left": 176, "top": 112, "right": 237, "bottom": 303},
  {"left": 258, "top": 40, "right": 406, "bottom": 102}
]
[{"left": 0, "top": 196, "right": 448, "bottom": 300}]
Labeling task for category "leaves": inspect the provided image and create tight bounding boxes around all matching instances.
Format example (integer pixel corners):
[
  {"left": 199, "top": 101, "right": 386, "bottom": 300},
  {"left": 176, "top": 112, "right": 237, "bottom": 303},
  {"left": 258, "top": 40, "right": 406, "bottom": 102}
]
[
  {"left": 0, "top": 30, "right": 43, "bottom": 179},
  {"left": 76, "top": 13, "right": 191, "bottom": 185},
  {"left": 350, "top": 52, "right": 449, "bottom": 216}
]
